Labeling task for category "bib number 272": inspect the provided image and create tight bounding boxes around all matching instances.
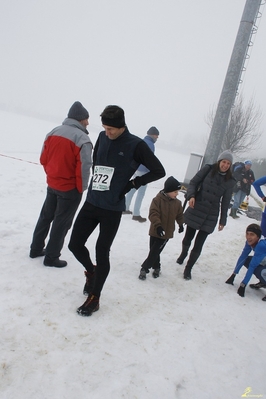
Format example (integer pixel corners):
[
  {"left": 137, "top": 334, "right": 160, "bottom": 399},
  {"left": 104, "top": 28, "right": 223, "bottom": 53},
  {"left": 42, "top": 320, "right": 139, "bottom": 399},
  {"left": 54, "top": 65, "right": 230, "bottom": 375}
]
[{"left": 92, "top": 165, "right": 114, "bottom": 191}]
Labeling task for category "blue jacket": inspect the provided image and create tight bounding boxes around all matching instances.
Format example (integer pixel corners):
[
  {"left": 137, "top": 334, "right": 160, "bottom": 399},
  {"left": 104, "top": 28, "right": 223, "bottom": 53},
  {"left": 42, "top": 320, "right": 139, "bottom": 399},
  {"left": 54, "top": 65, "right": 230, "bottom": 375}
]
[
  {"left": 234, "top": 239, "right": 266, "bottom": 285},
  {"left": 252, "top": 176, "right": 266, "bottom": 198},
  {"left": 138, "top": 135, "right": 156, "bottom": 173}
]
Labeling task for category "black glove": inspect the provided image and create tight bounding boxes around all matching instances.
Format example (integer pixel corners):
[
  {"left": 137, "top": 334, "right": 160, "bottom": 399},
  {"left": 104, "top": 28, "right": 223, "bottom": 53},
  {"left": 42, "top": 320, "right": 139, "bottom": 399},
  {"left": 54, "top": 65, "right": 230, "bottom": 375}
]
[
  {"left": 237, "top": 283, "right": 246, "bottom": 297},
  {"left": 262, "top": 197, "right": 266, "bottom": 202},
  {"left": 178, "top": 225, "right": 184, "bottom": 233},
  {"left": 156, "top": 226, "right": 165, "bottom": 237},
  {"left": 119, "top": 180, "right": 135, "bottom": 199},
  {"left": 225, "top": 273, "right": 236, "bottom": 285}
]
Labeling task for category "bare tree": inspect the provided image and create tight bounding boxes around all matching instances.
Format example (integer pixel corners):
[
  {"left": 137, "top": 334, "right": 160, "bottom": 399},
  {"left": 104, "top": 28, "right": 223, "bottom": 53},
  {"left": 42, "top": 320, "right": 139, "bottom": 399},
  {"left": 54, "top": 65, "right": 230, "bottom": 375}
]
[{"left": 206, "top": 95, "right": 263, "bottom": 156}]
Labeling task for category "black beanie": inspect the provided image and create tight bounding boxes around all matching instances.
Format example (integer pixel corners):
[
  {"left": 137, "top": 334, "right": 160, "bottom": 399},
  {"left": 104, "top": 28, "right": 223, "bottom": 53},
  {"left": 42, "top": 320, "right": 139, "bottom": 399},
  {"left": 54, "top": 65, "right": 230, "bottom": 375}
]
[
  {"left": 147, "top": 126, "right": 159, "bottom": 136},
  {"left": 246, "top": 223, "right": 262, "bottom": 238},
  {"left": 68, "top": 101, "right": 89, "bottom": 121},
  {"left": 101, "top": 105, "right": 125, "bottom": 128},
  {"left": 164, "top": 176, "right": 181, "bottom": 193}
]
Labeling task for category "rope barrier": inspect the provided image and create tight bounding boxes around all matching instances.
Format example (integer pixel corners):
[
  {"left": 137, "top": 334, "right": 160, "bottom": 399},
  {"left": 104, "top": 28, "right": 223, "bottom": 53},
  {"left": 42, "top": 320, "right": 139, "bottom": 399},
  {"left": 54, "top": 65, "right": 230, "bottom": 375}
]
[{"left": 0, "top": 153, "right": 40, "bottom": 165}]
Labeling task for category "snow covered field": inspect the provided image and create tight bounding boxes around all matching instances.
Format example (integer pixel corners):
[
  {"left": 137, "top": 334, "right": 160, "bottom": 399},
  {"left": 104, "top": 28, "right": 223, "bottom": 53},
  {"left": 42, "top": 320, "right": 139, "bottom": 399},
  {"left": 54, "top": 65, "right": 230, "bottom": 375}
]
[{"left": 0, "top": 111, "right": 265, "bottom": 399}]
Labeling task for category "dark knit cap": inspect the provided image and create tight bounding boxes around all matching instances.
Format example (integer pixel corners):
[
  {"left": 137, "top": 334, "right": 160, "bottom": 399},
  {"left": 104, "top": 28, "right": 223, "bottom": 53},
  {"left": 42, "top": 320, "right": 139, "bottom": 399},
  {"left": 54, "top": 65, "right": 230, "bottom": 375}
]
[
  {"left": 246, "top": 223, "right": 262, "bottom": 238},
  {"left": 147, "top": 126, "right": 159, "bottom": 136},
  {"left": 68, "top": 101, "right": 89, "bottom": 121},
  {"left": 164, "top": 176, "right": 181, "bottom": 193},
  {"left": 101, "top": 105, "right": 125, "bottom": 128}
]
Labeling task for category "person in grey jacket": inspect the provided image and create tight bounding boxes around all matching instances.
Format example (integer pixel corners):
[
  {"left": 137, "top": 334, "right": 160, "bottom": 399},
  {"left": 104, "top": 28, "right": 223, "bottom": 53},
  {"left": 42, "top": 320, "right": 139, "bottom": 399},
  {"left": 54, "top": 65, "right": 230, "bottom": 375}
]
[
  {"left": 176, "top": 150, "right": 235, "bottom": 280},
  {"left": 30, "top": 101, "right": 93, "bottom": 268}
]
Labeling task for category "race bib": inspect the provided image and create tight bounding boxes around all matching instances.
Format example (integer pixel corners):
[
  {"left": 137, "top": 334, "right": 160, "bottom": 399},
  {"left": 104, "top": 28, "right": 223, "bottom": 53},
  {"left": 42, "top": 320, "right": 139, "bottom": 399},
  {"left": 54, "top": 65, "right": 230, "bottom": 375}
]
[{"left": 92, "top": 165, "right": 114, "bottom": 191}]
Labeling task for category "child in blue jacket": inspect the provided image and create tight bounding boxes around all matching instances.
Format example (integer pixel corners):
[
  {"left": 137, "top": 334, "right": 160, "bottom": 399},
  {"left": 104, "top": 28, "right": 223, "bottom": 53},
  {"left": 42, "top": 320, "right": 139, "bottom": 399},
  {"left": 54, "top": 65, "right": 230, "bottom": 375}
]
[
  {"left": 252, "top": 176, "right": 266, "bottom": 237},
  {"left": 225, "top": 223, "right": 266, "bottom": 301}
]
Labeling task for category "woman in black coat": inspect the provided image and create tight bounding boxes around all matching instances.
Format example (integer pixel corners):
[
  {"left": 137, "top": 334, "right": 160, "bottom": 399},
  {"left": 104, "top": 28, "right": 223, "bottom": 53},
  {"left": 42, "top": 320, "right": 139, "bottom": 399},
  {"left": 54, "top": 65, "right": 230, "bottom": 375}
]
[{"left": 177, "top": 150, "right": 235, "bottom": 280}]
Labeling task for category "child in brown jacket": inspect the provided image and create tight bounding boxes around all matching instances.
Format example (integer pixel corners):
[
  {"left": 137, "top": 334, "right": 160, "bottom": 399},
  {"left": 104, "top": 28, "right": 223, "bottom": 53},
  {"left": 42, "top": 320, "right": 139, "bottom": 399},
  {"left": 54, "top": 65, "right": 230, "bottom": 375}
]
[{"left": 139, "top": 176, "right": 184, "bottom": 280}]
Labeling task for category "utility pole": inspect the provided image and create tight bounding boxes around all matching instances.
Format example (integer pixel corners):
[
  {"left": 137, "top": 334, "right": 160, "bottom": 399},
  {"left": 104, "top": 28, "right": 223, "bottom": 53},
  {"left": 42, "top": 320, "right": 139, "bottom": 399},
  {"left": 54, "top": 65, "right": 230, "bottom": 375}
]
[{"left": 203, "top": 0, "right": 261, "bottom": 165}]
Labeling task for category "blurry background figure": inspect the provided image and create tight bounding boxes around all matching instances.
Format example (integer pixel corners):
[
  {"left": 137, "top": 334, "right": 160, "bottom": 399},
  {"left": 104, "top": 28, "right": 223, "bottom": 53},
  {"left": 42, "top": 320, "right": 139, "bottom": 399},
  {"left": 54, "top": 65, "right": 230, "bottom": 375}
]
[
  {"left": 230, "top": 160, "right": 255, "bottom": 219},
  {"left": 124, "top": 126, "right": 160, "bottom": 223}
]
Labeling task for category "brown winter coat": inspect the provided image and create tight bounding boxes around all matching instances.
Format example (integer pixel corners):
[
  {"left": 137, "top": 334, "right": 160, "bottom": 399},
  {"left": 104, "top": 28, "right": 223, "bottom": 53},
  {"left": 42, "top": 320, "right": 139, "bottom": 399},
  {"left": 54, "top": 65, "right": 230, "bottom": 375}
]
[{"left": 149, "top": 191, "right": 184, "bottom": 239}]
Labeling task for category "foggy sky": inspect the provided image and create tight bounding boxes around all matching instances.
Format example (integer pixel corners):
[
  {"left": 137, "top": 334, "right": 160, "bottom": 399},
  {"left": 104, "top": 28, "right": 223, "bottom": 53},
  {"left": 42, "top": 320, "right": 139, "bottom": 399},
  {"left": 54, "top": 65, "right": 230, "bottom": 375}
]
[{"left": 0, "top": 0, "right": 265, "bottom": 157}]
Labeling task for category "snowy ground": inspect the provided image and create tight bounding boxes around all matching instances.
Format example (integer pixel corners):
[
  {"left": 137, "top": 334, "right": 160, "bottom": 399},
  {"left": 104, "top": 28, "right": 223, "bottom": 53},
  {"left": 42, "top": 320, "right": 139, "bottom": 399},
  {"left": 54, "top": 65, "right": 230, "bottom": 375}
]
[{"left": 0, "top": 112, "right": 265, "bottom": 399}]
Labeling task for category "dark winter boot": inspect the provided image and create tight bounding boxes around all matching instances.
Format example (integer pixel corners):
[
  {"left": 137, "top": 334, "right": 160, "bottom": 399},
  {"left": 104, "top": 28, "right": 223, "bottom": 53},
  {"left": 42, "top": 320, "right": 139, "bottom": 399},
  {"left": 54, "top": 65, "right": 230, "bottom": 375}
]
[
  {"left": 83, "top": 267, "right": 96, "bottom": 295},
  {"left": 139, "top": 268, "right": 149, "bottom": 280},
  {"left": 230, "top": 208, "right": 239, "bottom": 219},
  {"left": 77, "top": 294, "right": 100, "bottom": 316},
  {"left": 43, "top": 256, "right": 67, "bottom": 268},
  {"left": 176, "top": 245, "right": 190, "bottom": 265},
  {"left": 183, "top": 251, "right": 200, "bottom": 280},
  {"left": 29, "top": 248, "right": 45, "bottom": 258},
  {"left": 152, "top": 268, "right": 161, "bottom": 278}
]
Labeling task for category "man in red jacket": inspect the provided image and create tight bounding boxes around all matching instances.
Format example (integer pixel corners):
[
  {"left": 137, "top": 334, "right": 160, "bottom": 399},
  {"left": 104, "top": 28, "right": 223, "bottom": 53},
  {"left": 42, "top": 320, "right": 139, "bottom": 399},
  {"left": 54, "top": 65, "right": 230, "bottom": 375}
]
[{"left": 29, "top": 101, "right": 93, "bottom": 267}]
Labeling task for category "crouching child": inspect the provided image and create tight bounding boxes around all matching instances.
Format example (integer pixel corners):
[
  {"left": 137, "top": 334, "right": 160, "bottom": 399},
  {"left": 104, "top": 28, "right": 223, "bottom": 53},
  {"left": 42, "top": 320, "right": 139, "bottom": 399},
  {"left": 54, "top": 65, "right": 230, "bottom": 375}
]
[
  {"left": 225, "top": 223, "right": 266, "bottom": 301},
  {"left": 139, "top": 176, "right": 184, "bottom": 280}
]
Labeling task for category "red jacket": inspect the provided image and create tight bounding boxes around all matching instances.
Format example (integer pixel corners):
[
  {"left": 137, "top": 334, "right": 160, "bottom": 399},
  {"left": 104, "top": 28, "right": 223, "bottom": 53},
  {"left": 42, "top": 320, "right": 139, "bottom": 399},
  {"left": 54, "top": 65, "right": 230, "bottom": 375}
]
[{"left": 40, "top": 118, "right": 93, "bottom": 193}]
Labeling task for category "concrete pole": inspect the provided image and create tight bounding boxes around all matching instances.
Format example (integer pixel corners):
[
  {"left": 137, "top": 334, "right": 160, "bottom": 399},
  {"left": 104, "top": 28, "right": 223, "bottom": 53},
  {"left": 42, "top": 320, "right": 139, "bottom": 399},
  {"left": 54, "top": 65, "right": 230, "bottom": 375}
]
[{"left": 203, "top": 0, "right": 261, "bottom": 165}]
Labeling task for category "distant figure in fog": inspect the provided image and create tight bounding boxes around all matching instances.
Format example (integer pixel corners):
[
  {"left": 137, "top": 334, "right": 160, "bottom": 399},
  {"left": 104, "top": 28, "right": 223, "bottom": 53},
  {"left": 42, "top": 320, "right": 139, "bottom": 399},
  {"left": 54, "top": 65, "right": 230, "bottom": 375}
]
[
  {"left": 124, "top": 126, "right": 160, "bottom": 223},
  {"left": 229, "top": 160, "right": 255, "bottom": 219}
]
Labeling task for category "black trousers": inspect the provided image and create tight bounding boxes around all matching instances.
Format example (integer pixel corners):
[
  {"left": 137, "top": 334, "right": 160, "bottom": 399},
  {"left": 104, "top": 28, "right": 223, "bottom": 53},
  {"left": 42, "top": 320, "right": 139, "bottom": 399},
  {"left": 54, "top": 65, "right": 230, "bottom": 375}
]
[
  {"left": 30, "top": 186, "right": 82, "bottom": 259},
  {"left": 68, "top": 201, "right": 122, "bottom": 297},
  {"left": 182, "top": 226, "right": 209, "bottom": 255},
  {"left": 141, "top": 236, "right": 168, "bottom": 271}
]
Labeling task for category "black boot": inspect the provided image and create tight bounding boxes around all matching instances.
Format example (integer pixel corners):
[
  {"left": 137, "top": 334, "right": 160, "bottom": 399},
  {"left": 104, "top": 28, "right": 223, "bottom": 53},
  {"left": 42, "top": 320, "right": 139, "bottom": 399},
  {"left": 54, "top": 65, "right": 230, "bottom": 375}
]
[
  {"left": 183, "top": 251, "right": 200, "bottom": 280},
  {"left": 230, "top": 208, "right": 239, "bottom": 219},
  {"left": 176, "top": 245, "right": 190, "bottom": 265},
  {"left": 43, "top": 256, "right": 67, "bottom": 268}
]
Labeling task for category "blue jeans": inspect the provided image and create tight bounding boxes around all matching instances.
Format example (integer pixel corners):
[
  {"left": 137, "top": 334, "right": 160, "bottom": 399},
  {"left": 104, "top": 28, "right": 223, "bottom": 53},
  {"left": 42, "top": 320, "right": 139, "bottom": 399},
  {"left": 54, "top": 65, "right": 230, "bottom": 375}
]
[
  {"left": 125, "top": 171, "right": 147, "bottom": 216},
  {"left": 232, "top": 190, "right": 246, "bottom": 209}
]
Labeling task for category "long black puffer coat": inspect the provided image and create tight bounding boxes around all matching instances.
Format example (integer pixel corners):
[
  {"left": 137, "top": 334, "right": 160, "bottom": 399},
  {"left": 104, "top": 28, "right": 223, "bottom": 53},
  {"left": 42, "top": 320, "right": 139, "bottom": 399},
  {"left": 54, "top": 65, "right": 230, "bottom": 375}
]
[{"left": 184, "top": 164, "right": 235, "bottom": 234}]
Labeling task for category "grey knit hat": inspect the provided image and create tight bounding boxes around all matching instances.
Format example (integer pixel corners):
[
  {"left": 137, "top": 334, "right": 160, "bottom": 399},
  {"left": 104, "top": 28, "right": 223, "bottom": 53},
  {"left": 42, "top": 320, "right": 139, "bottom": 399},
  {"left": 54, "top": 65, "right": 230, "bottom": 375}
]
[
  {"left": 68, "top": 101, "right": 89, "bottom": 121},
  {"left": 147, "top": 126, "right": 159, "bottom": 136},
  {"left": 217, "top": 150, "right": 233, "bottom": 164}
]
